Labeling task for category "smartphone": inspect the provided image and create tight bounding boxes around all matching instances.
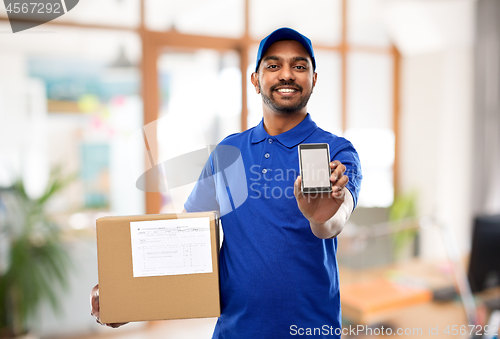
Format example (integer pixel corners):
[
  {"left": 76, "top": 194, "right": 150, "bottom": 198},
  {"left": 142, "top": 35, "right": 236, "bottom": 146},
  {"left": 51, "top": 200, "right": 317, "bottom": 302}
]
[{"left": 298, "top": 143, "right": 332, "bottom": 194}]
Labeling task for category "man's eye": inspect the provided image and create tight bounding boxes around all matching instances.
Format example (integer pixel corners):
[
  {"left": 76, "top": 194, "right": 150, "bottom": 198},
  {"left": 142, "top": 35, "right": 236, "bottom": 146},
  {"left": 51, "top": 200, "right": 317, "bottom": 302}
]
[
  {"left": 267, "top": 65, "right": 278, "bottom": 69},
  {"left": 295, "top": 65, "right": 306, "bottom": 70}
]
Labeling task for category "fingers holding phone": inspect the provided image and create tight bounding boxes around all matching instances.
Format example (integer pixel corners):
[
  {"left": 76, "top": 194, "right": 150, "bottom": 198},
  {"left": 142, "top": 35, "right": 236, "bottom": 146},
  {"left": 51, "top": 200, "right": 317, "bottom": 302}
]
[{"left": 330, "top": 160, "right": 348, "bottom": 199}]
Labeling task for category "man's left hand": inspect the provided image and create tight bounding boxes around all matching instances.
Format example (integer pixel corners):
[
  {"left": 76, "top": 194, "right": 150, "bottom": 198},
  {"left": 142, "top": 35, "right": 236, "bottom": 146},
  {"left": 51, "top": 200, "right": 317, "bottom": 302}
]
[{"left": 293, "top": 160, "right": 349, "bottom": 229}]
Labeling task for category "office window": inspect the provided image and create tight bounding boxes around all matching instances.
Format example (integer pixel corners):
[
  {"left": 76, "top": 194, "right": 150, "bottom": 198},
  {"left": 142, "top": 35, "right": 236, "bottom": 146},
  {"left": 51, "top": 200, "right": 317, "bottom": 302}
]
[
  {"left": 156, "top": 49, "right": 241, "bottom": 212},
  {"left": 346, "top": 52, "right": 394, "bottom": 207},
  {"left": 249, "top": 0, "right": 343, "bottom": 46},
  {"left": 307, "top": 50, "right": 343, "bottom": 136},
  {"left": 0, "top": 28, "right": 144, "bottom": 218},
  {"left": 348, "top": 0, "right": 392, "bottom": 47},
  {"left": 347, "top": 53, "right": 393, "bottom": 129},
  {"left": 59, "top": 0, "right": 140, "bottom": 28},
  {"left": 146, "top": 0, "right": 245, "bottom": 37}
]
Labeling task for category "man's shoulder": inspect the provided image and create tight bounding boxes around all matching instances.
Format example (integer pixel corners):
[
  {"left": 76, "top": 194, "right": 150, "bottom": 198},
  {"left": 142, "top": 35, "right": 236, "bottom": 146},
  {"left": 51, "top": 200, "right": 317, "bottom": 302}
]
[
  {"left": 310, "top": 127, "right": 354, "bottom": 152},
  {"left": 218, "top": 126, "right": 257, "bottom": 146}
]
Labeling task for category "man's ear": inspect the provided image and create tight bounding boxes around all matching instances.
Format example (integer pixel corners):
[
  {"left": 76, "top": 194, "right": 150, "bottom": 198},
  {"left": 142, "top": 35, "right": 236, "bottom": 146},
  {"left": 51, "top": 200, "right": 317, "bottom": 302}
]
[
  {"left": 251, "top": 72, "right": 260, "bottom": 94},
  {"left": 312, "top": 72, "right": 318, "bottom": 92}
]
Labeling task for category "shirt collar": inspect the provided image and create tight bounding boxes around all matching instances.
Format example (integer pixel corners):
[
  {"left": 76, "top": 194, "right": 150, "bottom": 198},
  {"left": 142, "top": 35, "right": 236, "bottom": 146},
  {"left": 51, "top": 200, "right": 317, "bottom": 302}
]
[{"left": 250, "top": 113, "right": 318, "bottom": 148}]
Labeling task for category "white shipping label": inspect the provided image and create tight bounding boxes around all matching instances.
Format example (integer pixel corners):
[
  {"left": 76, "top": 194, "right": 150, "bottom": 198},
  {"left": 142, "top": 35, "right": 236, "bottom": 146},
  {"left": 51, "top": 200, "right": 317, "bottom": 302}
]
[{"left": 130, "top": 217, "right": 212, "bottom": 277}]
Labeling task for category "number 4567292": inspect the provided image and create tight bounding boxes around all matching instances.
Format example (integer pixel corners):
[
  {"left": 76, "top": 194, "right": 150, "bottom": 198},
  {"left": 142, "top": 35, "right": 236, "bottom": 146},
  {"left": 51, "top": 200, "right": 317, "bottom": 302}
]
[{"left": 6, "top": 2, "right": 62, "bottom": 14}]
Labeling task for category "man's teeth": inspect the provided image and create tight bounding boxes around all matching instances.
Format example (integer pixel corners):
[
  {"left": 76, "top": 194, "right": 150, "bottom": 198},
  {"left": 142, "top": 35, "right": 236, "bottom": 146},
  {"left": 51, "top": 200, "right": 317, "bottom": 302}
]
[{"left": 277, "top": 88, "right": 296, "bottom": 93}]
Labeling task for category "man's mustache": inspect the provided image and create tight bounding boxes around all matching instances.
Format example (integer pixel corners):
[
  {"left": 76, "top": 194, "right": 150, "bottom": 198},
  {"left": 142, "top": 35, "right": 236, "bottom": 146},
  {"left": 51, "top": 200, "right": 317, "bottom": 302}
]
[{"left": 270, "top": 81, "right": 303, "bottom": 92}]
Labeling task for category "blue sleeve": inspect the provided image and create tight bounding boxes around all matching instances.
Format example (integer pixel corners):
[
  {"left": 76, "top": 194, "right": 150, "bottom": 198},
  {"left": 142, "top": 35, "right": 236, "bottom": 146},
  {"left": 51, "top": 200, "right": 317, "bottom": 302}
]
[
  {"left": 184, "top": 155, "right": 220, "bottom": 213},
  {"left": 330, "top": 140, "right": 362, "bottom": 209}
]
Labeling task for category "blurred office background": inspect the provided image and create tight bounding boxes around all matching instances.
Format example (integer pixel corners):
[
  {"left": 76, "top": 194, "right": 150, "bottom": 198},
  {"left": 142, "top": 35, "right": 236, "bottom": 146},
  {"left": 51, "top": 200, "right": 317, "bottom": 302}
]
[{"left": 1, "top": 0, "right": 500, "bottom": 338}]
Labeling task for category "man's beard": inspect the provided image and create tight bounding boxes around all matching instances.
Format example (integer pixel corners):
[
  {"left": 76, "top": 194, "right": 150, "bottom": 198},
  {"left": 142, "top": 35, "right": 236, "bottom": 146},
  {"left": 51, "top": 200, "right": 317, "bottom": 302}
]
[{"left": 259, "top": 81, "right": 313, "bottom": 115}]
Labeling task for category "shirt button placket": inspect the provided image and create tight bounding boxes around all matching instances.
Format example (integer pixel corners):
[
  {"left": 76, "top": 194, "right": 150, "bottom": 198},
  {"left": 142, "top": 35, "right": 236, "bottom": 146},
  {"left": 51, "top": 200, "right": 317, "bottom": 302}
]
[{"left": 261, "top": 139, "right": 274, "bottom": 180}]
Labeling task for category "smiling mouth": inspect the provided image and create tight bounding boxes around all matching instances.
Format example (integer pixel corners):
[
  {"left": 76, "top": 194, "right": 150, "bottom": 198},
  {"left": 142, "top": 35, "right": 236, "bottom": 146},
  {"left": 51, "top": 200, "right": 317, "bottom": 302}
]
[
  {"left": 275, "top": 88, "right": 299, "bottom": 94},
  {"left": 271, "top": 81, "right": 303, "bottom": 94},
  {"left": 276, "top": 88, "right": 298, "bottom": 93}
]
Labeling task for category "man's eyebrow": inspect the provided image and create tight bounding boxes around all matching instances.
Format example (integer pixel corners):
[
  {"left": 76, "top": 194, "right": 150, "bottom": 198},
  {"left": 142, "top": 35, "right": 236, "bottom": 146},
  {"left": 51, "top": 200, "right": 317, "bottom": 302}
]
[
  {"left": 263, "top": 55, "right": 280, "bottom": 62},
  {"left": 263, "top": 56, "right": 311, "bottom": 64},
  {"left": 293, "top": 56, "right": 310, "bottom": 64}
]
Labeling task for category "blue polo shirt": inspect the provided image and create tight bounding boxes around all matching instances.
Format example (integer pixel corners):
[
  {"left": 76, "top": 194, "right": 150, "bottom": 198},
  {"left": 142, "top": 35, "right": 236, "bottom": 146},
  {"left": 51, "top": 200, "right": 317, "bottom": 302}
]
[{"left": 185, "top": 114, "right": 362, "bottom": 338}]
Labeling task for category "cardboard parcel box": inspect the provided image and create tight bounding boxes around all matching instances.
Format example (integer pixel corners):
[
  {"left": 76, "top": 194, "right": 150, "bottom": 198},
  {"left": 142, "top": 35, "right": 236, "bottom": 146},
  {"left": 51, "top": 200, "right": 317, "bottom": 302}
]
[{"left": 96, "top": 211, "right": 220, "bottom": 323}]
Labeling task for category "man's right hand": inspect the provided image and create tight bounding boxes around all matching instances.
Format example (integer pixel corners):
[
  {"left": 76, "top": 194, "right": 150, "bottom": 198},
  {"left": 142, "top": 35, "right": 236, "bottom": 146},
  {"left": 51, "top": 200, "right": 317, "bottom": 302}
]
[{"left": 90, "top": 284, "right": 128, "bottom": 328}]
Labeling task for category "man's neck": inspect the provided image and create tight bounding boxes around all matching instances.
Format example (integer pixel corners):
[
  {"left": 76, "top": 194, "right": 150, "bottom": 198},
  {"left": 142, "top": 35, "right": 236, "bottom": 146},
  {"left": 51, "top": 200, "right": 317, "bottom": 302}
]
[{"left": 262, "top": 110, "right": 308, "bottom": 136}]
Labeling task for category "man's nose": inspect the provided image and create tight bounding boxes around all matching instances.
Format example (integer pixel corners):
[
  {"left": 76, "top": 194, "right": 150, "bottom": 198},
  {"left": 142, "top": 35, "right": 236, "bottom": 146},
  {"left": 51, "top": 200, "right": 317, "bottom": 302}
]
[{"left": 278, "top": 65, "right": 295, "bottom": 81}]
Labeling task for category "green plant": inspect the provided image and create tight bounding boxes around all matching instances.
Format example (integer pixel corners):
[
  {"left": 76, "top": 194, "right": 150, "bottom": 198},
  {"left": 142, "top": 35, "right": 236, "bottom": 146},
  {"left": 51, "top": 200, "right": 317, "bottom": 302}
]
[
  {"left": 0, "top": 169, "right": 74, "bottom": 338},
  {"left": 389, "top": 191, "right": 418, "bottom": 260}
]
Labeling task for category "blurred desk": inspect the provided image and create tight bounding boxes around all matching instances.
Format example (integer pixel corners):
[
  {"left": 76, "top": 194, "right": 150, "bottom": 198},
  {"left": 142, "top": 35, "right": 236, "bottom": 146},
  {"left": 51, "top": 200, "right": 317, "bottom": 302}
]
[{"left": 339, "top": 258, "right": 468, "bottom": 330}]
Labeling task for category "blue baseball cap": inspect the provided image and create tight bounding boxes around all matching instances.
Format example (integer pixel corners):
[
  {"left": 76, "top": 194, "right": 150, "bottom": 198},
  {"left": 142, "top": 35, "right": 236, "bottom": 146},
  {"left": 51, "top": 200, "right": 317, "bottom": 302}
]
[{"left": 255, "top": 27, "right": 316, "bottom": 72}]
